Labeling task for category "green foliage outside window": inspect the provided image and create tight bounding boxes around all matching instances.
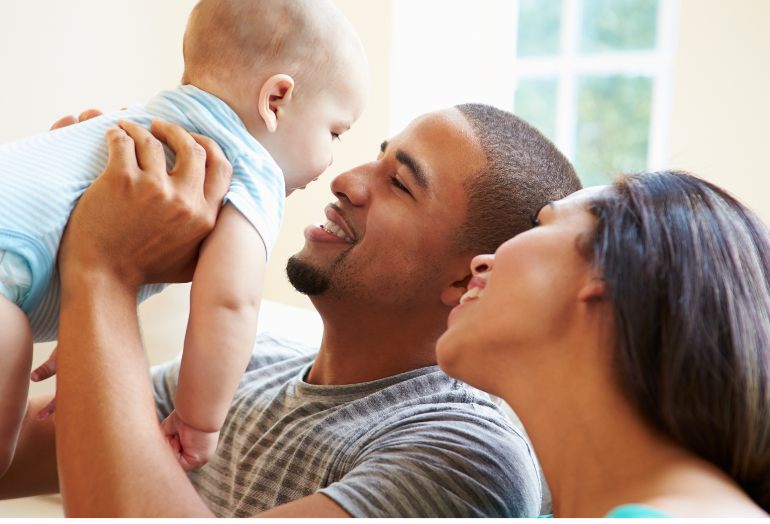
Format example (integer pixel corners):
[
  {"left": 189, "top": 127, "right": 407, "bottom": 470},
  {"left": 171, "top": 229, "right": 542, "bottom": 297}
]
[
  {"left": 517, "top": 0, "right": 563, "bottom": 56},
  {"left": 580, "top": 0, "right": 659, "bottom": 53},
  {"left": 514, "top": 78, "right": 558, "bottom": 142},
  {"left": 575, "top": 75, "right": 653, "bottom": 186}
]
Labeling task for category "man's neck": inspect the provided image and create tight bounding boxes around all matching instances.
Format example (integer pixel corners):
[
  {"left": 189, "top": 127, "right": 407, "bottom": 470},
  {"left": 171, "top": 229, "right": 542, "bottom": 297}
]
[{"left": 305, "top": 300, "right": 447, "bottom": 386}]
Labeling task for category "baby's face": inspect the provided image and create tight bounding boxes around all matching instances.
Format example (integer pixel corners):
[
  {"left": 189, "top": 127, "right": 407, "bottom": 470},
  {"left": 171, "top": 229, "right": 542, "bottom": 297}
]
[{"left": 273, "top": 76, "right": 369, "bottom": 195}]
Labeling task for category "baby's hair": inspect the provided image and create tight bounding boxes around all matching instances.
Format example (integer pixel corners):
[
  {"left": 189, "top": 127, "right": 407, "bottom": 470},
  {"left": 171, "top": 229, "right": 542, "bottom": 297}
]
[{"left": 182, "top": 0, "right": 364, "bottom": 99}]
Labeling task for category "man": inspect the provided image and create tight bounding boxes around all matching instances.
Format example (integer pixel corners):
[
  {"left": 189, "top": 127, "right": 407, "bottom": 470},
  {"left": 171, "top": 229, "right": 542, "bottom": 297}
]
[{"left": 0, "top": 104, "right": 580, "bottom": 517}]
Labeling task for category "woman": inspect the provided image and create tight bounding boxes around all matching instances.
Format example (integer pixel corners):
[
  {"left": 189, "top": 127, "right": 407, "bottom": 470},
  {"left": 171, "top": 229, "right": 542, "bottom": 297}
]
[{"left": 437, "top": 171, "right": 770, "bottom": 517}]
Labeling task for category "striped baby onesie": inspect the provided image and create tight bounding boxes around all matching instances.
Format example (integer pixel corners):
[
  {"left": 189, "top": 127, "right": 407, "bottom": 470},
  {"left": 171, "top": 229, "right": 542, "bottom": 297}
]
[{"left": 0, "top": 85, "right": 284, "bottom": 342}]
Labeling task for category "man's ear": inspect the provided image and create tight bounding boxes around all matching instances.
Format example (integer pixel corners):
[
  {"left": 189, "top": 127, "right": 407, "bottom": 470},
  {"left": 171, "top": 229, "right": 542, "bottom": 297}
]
[
  {"left": 258, "top": 74, "right": 295, "bottom": 133},
  {"left": 440, "top": 274, "right": 472, "bottom": 307},
  {"left": 577, "top": 278, "right": 604, "bottom": 303}
]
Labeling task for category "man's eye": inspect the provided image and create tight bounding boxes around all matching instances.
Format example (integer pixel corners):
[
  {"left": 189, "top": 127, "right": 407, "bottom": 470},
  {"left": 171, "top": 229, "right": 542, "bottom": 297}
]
[
  {"left": 529, "top": 215, "right": 541, "bottom": 228},
  {"left": 332, "top": 133, "right": 341, "bottom": 141},
  {"left": 390, "top": 176, "right": 411, "bottom": 195}
]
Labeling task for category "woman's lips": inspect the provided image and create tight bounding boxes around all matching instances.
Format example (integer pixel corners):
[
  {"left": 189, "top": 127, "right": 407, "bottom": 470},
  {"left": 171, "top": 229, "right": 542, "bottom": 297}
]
[
  {"left": 447, "top": 300, "right": 471, "bottom": 326},
  {"left": 467, "top": 276, "right": 486, "bottom": 292},
  {"left": 304, "top": 223, "right": 350, "bottom": 244}
]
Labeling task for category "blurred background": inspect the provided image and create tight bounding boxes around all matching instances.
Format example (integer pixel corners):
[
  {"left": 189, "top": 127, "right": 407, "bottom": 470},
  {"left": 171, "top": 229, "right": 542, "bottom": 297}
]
[{"left": 0, "top": 0, "right": 768, "bottom": 516}]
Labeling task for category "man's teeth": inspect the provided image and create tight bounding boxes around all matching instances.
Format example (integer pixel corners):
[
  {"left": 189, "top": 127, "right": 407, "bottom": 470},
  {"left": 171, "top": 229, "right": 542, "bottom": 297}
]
[
  {"left": 323, "top": 221, "right": 353, "bottom": 243},
  {"left": 459, "top": 286, "right": 484, "bottom": 304}
]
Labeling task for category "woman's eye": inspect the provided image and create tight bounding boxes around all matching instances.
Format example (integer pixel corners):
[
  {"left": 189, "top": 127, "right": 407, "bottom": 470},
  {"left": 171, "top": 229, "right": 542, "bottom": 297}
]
[
  {"left": 390, "top": 176, "right": 411, "bottom": 195},
  {"left": 529, "top": 215, "right": 541, "bottom": 228},
  {"left": 331, "top": 133, "right": 341, "bottom": 142}
]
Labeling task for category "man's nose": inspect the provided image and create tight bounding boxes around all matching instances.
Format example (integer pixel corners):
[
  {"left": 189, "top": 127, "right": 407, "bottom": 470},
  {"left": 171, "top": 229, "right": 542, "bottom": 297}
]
[
  {"left": 330, "top": 161, "right": 374, "bottom": 207},
  {"left": 471, "top": 254, "right": 494, "bottom": 275}
]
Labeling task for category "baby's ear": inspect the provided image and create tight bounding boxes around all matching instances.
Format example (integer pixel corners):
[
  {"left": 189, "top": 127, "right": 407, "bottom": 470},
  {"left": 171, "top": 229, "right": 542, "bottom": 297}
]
[{"left": 258, "top": 74, "right": 295, "bottom": 133}]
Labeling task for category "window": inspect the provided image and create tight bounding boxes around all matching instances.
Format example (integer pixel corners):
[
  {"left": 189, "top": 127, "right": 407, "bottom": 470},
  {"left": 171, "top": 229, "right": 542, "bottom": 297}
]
[
  {"left": 514, "top": 0, "right": 679, "bottom": 186},
  {"left": 390, "top": 0, "right": 679, "bottom": 187}
]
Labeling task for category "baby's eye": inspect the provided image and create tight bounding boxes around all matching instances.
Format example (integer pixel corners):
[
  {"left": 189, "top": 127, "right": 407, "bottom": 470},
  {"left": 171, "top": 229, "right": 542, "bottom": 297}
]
[{"left": 331, "top": 133, "right": 341, "bottom": 142}]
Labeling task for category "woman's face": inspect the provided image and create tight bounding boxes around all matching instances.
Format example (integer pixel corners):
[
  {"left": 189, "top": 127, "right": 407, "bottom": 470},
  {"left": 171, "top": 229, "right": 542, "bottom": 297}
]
[{"left": 436, "top": 187, "right": 606, "bottom": 396}]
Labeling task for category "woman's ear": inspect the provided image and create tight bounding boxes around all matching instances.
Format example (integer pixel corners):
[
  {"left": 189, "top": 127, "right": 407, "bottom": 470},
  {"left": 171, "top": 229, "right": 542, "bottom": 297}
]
[
  {"left": 258, "top": 74, "right": 295, "bottom": 133},
  {"left": 441, "top": 274, "right": 472, "bottom": 306},
  {"left": 578, "top": 277, "right": 604, "bottom": 303}
]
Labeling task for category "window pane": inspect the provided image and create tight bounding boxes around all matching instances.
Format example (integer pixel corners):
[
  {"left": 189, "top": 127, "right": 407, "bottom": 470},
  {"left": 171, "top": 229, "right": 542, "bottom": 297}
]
[
  {"left": 514, "top": 78, "right": 558, "bottom": 142},
  {"left": 575, "top": 75, "right": 652, "bottom": 186},
  {"left": 517, "top": 0, "right": 563, "bottom": 57},
  {"left": 580, "top": 0, "right": 658, "bottom": 53}
]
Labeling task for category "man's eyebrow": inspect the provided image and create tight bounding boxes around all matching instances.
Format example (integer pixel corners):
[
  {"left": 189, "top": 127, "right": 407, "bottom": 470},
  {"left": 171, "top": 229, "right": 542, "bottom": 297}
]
[
  {"left": 380, "top": 140, "right": 388, "bottom": 153},
  {"left": 395, "top": 149, "right": 430, "bottom": 192}
]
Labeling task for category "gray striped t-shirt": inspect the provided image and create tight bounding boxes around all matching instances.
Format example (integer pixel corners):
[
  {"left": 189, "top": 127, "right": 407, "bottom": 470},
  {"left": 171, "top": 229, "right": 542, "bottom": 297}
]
[{"left": 151, "top": 333, "right": 541, "bottom": 517}]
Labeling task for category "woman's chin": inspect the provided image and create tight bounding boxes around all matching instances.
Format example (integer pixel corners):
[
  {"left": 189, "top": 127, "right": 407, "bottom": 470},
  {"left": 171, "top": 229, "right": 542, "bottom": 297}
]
[{"left": 436, "top": 327, "right": 477, "bottom": 383}]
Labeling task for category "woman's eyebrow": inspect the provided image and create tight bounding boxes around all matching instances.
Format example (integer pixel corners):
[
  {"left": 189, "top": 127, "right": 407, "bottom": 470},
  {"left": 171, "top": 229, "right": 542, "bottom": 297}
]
[{"left": 380, "top": 140, "right": 388, "bottom": 153}]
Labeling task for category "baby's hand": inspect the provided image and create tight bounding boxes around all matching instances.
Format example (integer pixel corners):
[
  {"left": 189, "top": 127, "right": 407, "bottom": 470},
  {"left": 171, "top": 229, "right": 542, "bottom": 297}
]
[
  {"left": 31, "top": 346, "right": 58, "bottom": 421},
  {"left": 160, "top": 409, "right": 220, "bottom": 472}
]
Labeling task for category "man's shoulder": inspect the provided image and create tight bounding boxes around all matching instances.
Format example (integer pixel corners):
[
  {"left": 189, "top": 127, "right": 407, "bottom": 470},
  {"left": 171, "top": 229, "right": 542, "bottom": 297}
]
[
  {"left": 246, "top": 331, "right": 319, "bottom": 371},
  {"left": 367, "top": 366, "right": 525, "bottom": 437}
]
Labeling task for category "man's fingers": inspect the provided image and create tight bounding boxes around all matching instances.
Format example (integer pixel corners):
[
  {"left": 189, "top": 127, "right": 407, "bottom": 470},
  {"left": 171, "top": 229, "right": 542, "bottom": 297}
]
[
  {"left": 118, "top": 119, "right": 166, "bottom": 173},
  {"left": 103, "top": 126, "right": 138, "bottom": 180},
  {"left": 151, "top": 120, "right": 206, "bottom": 183},
  {"left": 190, "top": 132, "right": 232, "bottom": 207},
  {"left": 50, "top": 115, "right": 78, "bottom": 131},
  {"left": 78, "top": 109, "right": 104, "bottom": 123}
]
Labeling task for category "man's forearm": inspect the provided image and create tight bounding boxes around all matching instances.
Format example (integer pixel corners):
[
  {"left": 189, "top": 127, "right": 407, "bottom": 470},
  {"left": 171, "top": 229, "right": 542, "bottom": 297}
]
[{"left": 56, "top": 271, "right": 213, "bottom": 517}]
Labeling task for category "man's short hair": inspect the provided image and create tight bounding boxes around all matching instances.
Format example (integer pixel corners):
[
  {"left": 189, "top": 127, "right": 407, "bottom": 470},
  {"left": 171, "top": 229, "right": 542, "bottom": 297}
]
[{"left": 453, "top": 103, "right": 582, "bottom": 255}]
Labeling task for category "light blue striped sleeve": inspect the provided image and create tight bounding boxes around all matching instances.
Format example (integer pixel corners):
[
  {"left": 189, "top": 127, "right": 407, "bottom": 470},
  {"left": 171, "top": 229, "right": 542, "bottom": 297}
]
[{"left": 223, "top": 154, "right": 285, "bottom": 261}]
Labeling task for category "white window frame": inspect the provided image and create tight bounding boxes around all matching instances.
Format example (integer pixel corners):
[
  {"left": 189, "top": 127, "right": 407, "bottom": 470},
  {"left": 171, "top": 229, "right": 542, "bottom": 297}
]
[{"left": 512, "top": 0, "right": 680, "bottom": 172}]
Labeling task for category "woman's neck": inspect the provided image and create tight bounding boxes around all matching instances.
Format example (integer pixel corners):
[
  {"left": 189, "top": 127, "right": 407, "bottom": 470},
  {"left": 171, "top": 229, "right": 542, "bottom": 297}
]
[{"left": 500, "top": 342, "right": 690, "bottom": 517}]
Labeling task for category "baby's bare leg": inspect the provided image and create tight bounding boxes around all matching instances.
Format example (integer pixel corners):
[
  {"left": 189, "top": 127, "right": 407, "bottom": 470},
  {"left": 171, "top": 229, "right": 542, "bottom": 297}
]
[{"left": 0, "top": 294, "right": 33, "bottom": 478}]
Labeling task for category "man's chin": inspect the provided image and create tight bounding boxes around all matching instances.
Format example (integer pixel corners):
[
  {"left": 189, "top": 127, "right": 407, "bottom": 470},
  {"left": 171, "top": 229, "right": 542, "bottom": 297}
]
[{"left": 286, "top": 255, "right": 330, "bottom": 296}]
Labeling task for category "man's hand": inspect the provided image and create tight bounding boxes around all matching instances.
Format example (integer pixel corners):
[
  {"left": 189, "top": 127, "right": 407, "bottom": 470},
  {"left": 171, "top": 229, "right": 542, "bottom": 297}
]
[
  {"left": 59, "top": 119, "right": 232, "bottom": 294},
  {"left": 160, "top": 410, "right": 219, "bottom": 472},
  {"left": 49, "top": 109, "right": 104, "bottom": 131}
]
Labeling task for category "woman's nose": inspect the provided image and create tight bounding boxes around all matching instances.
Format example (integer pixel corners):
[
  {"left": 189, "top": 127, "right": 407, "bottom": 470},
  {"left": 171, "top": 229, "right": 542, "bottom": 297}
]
[
  {"left": 471, "top": 254, "right": 494, "bottom": 275},
  {"left": 330, "top": 162, "right": 372, "bottom": 207}
]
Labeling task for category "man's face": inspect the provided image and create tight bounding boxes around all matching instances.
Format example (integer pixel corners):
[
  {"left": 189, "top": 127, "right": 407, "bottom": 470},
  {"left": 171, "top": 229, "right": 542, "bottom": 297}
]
[{"left": 287, "top": 109, "right": 487, "bottom": 312}]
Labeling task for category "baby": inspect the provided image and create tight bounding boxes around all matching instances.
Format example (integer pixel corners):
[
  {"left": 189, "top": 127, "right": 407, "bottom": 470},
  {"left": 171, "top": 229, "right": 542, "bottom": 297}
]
[{"left": 0, "top": 0, "right": 369, "bottom": 475}]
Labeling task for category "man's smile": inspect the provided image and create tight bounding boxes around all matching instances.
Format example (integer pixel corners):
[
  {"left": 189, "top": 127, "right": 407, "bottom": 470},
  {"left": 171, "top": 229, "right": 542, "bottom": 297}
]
[
  {"left": 303, "top": 202, "right": 357, "bottom": 245},
  {"left": 323, "top": 203, "right": 356, "bottom": 243}
]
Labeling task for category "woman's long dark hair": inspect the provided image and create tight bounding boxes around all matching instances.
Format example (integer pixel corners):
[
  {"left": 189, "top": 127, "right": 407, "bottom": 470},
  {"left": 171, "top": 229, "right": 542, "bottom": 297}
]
[{"left": 587, "top": 171, "right": 770, "bottom": 509}]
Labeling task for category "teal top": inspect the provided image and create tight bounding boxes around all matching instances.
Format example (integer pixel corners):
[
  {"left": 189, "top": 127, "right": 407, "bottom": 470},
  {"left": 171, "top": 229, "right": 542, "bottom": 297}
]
[
  {"left": 605, "top": 504, "right": 674, "bottom": 518},
  {"left": 539, "top": 503, "right": 674, "bottom": 518}
]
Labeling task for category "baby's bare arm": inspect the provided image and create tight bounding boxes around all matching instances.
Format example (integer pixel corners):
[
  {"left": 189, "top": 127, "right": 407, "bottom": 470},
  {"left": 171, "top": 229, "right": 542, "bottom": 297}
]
[{"left": 173, "top": 203, "right": 265, "bottom": 433}]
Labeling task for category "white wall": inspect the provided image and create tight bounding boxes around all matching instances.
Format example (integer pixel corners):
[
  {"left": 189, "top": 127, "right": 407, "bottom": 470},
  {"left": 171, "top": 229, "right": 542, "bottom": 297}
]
[
  {"left": 669, "top": 0, "right": 770, "bottom": 223},
  {"left": 389, "top": 0, "right": 518, "bottom": 136}
]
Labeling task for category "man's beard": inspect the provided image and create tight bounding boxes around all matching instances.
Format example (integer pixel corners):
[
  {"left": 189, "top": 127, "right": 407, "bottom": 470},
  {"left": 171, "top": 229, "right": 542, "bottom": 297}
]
[
  {"left": 286, "top": 256, "right": 331, "bottom": 295},
  {"left": 286, "top": 248, "right": 353, "bottom": 296}
]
